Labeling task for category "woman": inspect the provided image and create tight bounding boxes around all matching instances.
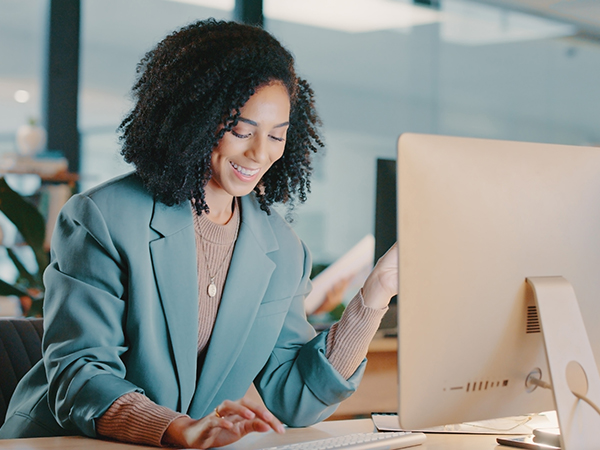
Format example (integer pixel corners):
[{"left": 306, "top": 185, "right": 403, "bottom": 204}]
[{"left": 0, "top": 19, "right": 397, "bottom": 448}]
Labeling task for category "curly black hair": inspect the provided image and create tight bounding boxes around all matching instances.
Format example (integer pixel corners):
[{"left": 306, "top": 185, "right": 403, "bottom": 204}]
[{"left": 119, "top": 19, "right": 323, "bottom": 216}]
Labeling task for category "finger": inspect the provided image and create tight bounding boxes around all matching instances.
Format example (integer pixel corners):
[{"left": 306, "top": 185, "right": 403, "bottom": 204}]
[
  {"left": 249, "top": 417, "right": 274, "bottom": 433},
  {"left": 233, "top": 416, "right": 276, "bottom": 436},
  {"left": 216, "top": 399, "right": 256, "bottom": 420},
  {"left": 378, "top": 242, "right": 398, "bottom": 264},
  {"left": 203, "top": 413, "right": 234, "bottom": 431},
  {"left": 201, "top": 415, "right": 272, "bottom": 448},
  {"left": 265, "top": 413, "right": 286, "bottom": 434},
  {"left": 179, "top": 415, "right": 234, "bottom": 448},
  {"left": 239, "top": 398, "right": 285, "bottom": 434}
]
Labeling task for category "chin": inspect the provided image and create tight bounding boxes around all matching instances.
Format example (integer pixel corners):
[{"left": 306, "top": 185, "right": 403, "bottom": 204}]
[{"left": 226, "top": 185, "right": 258, "bottom": 198}]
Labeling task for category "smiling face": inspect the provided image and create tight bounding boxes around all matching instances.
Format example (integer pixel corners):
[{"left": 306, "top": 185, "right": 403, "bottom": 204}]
[{"left": 205, "top": 82, "right": 291, "bottom": 211}]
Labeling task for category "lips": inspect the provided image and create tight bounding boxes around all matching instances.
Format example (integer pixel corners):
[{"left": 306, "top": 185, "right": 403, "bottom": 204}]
[{"left": 230, "top": 161, "right": 260, "bottom": 178}]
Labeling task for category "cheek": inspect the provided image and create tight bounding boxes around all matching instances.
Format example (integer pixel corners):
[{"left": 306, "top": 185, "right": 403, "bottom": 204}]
[
  {"left": 209, "top": 150, "right": 220, "bottom": 171},
  {"left": 210, "top": 148, "right": 230, "bottom": 177},
  {"left": 213, "top": 134, "right": 238, "bottom": 158},
  {"left": 271, "top": 146, "right": 285, "bottom": 164}
]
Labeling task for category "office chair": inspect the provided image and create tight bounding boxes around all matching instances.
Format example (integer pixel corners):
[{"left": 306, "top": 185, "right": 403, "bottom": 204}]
[{"left": 0, "top": 318, "right": 44, "bottom": 426}]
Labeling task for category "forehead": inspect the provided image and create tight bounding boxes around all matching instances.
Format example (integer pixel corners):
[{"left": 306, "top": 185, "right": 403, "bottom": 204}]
[{"left": 238, "top": 83, "right": 291, "bottom": 122}]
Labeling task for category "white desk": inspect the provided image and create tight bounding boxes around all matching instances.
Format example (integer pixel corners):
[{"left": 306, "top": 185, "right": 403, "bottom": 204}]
[{"left": 0, "top": 419, "right": 506, "bottom": 449}]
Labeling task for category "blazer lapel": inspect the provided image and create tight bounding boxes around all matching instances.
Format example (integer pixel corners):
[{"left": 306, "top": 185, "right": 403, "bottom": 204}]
[
  {"left": 149, "top": 200, "right": 199, "bottom": 412},
  {"left": 189, "top": 195, "right": 277, "bottom": 416}
]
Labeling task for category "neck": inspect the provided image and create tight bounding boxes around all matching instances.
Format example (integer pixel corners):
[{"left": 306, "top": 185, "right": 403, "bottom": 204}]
[{"left": 204, "top": 183, "right": 235, "bottom": 225}]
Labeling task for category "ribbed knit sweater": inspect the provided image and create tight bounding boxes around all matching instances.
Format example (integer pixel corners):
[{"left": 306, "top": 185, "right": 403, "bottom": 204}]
[{"left": 96, "top": 201, "right": 386, "bottom": 446}]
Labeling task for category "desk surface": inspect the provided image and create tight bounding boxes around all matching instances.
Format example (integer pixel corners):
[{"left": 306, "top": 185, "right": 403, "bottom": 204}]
[{"left": 0, "top": 419, "right": 506, "bottom": 449}]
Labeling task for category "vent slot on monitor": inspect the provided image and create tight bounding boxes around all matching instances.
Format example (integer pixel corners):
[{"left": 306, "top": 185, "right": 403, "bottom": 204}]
[
  {"left": 465, "top": 379, "right": 509, "bottom": 392},
  {"left": 527, "top": 305, "right": 541, "bottom": 333}
]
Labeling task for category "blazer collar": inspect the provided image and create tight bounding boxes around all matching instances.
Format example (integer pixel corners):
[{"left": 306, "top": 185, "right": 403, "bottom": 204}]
[
  {"left": 149, "top": 200, "right": 193, "bottom": 237},
  {"left": 149, "top": 194, "right": 277, "bottom": 248}
]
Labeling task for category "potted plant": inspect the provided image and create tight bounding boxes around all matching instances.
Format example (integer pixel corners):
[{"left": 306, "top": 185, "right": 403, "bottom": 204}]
[
  {"left": 16, "top": 118, "right": 47, "bottom": 157},
  {"left": 0, "top": 177, "right": 48, "bottom": 316}
]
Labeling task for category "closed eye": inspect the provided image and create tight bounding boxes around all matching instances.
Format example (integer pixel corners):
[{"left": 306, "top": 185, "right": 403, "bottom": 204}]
[
  {"left": 231, "top": 130, "right": 251, "bottom": 139},
  {"left": 270, "top": 135, "right": 285, "bottom": 142}
]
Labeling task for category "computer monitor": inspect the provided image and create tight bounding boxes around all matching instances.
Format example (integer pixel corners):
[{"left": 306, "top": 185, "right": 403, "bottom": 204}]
[{"left": 396, "top": 133, "right": 600, "bottom": 449}]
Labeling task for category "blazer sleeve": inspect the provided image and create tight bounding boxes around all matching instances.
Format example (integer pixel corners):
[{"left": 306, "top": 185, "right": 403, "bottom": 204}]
[
  {"left": 42, "top": 194, "right": 144, "bottom": 437},
  {"left": 253, "top": 241, "right": 367, "bottom": 427}
]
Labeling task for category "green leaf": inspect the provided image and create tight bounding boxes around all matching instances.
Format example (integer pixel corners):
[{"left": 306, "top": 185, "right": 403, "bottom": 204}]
[{"left": 0, "top": 177, "right": 48, "bottom": 271}]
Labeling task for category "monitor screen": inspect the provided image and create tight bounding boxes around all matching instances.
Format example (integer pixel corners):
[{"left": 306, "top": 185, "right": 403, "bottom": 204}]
[{"left": 396, "top": 133, "right": 600, "bottom": 433}]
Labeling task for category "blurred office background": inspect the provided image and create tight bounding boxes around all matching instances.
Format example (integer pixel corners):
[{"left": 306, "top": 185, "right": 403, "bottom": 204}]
[{"left": 1, "top": 0, "right": 600, "bottom": 268}]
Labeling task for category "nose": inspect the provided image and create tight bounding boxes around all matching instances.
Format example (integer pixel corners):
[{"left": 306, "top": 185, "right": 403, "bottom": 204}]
[{"left": 245, "top": 135, "right": 270, "bottom": 165}]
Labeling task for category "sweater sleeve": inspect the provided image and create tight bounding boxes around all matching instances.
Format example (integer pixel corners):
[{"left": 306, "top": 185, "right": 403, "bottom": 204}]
[
  {"left": 96, "top": 392, "right": 187, "bottom": 447},
  {"left": 325, "top": 290, "right": 388, "bottom": 379}
]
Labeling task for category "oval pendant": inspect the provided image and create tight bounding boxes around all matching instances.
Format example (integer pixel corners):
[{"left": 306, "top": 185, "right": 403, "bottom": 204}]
[{"left": 208, "top": 282, "right": 217, "bottom": 298}]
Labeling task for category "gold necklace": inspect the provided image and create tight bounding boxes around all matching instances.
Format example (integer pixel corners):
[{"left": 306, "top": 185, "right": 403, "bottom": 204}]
[{"left": 197, "top": 201, "right": 240, "bottom": 298}]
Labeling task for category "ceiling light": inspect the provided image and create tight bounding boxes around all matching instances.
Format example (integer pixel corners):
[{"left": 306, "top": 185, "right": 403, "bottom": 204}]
[
  {"left": 164, "top": 0, "right": 442, "bottom": 32},
  {"left": 264, "top": 0, "right": 442, "bottom": 33},
  {"left": 14, "top": 90, "right": 30, "bottom": 103},
  {"left": 163, "top": 0, "right": 576, "bottom": 42},
  {"left": 164, "top": 0, "right": 232, "bottom": 10}
]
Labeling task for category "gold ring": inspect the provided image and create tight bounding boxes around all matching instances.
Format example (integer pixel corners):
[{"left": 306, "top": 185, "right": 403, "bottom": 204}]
[{"left": 214, "top": 407, "right": 222, "bottom": 418}]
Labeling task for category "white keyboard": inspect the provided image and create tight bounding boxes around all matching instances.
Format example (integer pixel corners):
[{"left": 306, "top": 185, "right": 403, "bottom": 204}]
[{"left": 261, "top": 431, "right": 426, "bottom": 450}]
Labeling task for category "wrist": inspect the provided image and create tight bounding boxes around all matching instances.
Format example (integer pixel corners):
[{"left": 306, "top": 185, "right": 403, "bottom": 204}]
[
  {"left": 162, "top": 416, "right": 196, "bottom": 447},
  {"left": 361, "top": 274, "right": 393, "bottom": 309}
]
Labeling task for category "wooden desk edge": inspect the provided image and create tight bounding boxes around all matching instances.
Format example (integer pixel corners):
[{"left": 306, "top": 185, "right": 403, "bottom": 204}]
[{"left": 368, "top": 337, "right": 397, "bottom": 353}]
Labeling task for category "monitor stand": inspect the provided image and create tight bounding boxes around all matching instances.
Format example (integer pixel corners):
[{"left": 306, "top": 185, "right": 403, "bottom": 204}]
[{"left": 527, "top": 276, "right": 600, "bottom": 450}]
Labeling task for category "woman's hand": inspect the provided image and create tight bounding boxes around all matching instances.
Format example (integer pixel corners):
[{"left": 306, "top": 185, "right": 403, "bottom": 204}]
[
  {"left": 162, "top": 398, "right": 285, "bottom": 449},
  {"left": 361, "top": 243, "right": 398, "bottom": 310}
]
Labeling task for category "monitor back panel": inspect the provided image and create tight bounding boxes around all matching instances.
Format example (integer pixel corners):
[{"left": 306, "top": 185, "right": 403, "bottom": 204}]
[{"left": 397, "top": 133, "right": 600, "bottom": 430}]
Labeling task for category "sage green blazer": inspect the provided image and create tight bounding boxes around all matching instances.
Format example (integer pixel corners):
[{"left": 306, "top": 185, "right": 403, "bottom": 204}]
[{"left": 0, "top": 173, "right": 365, "bottom": 439}]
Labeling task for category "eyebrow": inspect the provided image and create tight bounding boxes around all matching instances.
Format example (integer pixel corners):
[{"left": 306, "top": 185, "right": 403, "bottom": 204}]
[{"left": 238, "top": 117, "right": 290, "bottom": 128}]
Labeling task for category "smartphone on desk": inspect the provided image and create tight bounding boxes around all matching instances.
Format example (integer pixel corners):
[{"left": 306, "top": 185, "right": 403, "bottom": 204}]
[{"left": 496, "top": 436, "right": 560, "bottom": 449}]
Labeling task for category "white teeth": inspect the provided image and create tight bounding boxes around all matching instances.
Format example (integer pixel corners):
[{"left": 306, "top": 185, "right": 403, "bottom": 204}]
[{"left": 231, "top": 162, "right": 259, "bottom": 177}]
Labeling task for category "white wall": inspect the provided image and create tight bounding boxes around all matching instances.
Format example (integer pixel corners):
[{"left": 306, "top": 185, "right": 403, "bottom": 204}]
[
  {"left": 269, "top": 18, "right": 600, "bottom": 262},
  {"left": 1, "top": 0, "right": 599, "bottom": 264}
]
